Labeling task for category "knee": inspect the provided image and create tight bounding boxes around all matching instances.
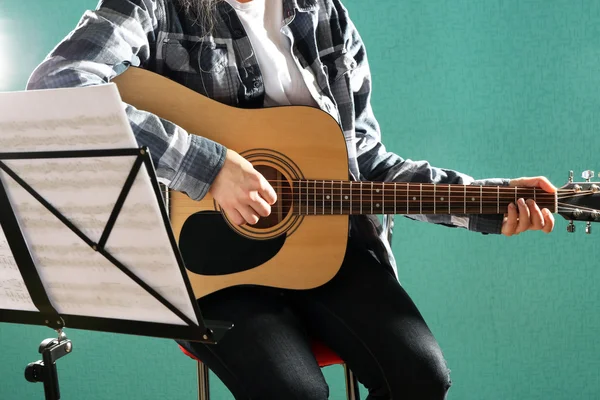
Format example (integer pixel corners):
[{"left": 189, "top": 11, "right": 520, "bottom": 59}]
[
  {"left": 387, "top": 340, "right": 452, "bottom": 398},
  {"left": 412, "top": 342, "right": 452, "bottom": 396},
  {"left": 267, "top": 374, "right": 329, "bottom": 400},
  {"left": 419, "top": 345, "right": 452, "bottom": 393}
]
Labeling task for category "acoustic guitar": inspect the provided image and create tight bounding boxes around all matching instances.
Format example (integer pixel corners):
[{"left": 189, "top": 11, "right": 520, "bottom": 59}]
[{"left": 112, "top": 67, "right": 600, "bottom": 299}]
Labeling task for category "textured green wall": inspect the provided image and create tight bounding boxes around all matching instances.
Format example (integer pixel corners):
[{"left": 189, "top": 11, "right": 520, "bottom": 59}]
[{"left": 1, "top": 1, "right": 599, "bottom": 399}]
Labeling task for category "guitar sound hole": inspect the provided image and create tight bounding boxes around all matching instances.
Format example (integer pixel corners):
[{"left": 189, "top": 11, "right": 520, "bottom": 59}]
[{"left": 253, "top": 165, "right": 293, "bottom": 229}]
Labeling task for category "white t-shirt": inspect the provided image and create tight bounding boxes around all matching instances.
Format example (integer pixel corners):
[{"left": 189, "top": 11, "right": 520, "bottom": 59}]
[{"left": 223, "top": 0, "right": 317, "bottom": 107}]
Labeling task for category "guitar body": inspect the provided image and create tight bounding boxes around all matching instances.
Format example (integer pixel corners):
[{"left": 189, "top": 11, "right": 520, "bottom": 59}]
[{"left": 112, "top": 68, "right": 350, "bottom": 299}]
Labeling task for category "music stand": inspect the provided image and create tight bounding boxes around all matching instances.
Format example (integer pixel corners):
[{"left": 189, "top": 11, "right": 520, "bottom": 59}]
[{"left": 0, "top": 84, "right": 232, "bottom": 399}]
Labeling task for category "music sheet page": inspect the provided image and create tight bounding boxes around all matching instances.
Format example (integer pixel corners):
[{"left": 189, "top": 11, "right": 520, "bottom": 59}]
[{"left": 0, "top": 83, "right": 198, "bottom": 326}]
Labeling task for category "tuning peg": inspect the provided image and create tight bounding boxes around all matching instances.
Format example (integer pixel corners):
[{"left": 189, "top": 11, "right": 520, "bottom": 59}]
[
  {"left": 567, "top": 221, "right": 576, "bottom": 233},
  {"left": 569, "top": 170, "right": 574, "bottom": 183},
  {"left": 586, "top": 222, "right": 592, "bottom": 234},
  {"left": 582, "top": 170, "right": 595, "bottom": 182}
]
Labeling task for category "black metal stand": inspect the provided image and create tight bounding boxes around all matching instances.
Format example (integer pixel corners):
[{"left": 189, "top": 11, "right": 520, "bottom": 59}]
[
  {"left": 0, "top": 147, "right": 231, "bottom": 342},
  {"left": 24, "top": 330, "right": 73, "bottom": 400},
  {"left": 0, "top": 146, "right": 233, "bottom": 398}
]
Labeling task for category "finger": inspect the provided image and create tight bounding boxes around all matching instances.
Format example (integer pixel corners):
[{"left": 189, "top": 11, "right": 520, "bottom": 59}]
[
  {"left": 239, "top": 205, "right": 260, "bottom": 225},
  {"left": 541, "top": 208, "right": 555, "bottom": 233},
  {"left": 515, "top": 198, "right": 531, "bottom": 234},
  {"left": 511, "top": 176, "right": 557, "bottom": 193},
  {"left": 526, "top": 199, "right": 544, "bottom": 230},
  {"left": 502, "top": 202, "right": 518, "bottom": 236},
  {"left": 249, "top": 194, "right": 272, "bottom": 218},
  {"left": 258, "top": 176, "right": 277, "bottom": 205},
  {"left": 536, "top": 176, "right": 557, "bottom": 193},
  {"left": 225, "top": 207, "right": 246, "bottom": 226}
]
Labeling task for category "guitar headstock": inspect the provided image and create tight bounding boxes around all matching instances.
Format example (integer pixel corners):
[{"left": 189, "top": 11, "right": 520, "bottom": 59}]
[{"left": 559, "top": 170, "right": 600, "bottom": 234}]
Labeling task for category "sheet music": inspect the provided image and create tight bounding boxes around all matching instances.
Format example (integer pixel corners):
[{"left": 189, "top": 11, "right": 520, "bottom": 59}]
[
  {"left": 0, "top": 83, "right": 198, "bottom": 326},
  {"left": 0, "top": 235, "right": 37, "bottom": 312}
]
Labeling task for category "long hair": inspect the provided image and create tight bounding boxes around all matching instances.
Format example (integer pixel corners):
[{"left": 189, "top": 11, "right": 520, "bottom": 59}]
[{"left": 176, "top": 0, "right": 222, "bottom": 33}]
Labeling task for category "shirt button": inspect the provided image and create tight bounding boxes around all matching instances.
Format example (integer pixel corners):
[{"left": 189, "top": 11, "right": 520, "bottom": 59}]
[{"left": 253, "top": 81, "right": 260, "bottom": 88}]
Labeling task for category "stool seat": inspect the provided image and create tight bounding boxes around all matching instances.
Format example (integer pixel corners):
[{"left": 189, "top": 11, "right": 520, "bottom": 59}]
[{"left": 310, "top": 340, "right": 344, "bottom": 367}]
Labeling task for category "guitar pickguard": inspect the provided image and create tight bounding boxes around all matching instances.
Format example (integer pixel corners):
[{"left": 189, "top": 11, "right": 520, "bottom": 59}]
[{"left": 178, "top": 212, "right": 286, "bottom": 276}]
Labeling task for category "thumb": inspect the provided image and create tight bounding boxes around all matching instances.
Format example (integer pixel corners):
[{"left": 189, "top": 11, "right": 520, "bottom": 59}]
[{"left": 510, "top": 176, "right": 557, "bottom": 193}]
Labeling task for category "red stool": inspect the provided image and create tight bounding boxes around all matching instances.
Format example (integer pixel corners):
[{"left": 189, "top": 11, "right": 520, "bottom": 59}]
[{"left": 178, "top": 341, "right": 360, "bottom": 400}]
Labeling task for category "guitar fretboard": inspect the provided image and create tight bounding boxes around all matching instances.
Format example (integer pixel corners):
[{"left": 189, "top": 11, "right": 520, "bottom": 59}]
[{"left": 292, "top": 180, "right": 557, "bottom": 216}]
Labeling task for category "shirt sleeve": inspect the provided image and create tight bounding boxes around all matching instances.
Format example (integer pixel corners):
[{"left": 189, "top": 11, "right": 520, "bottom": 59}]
[
  {"left": 25, "top": 0, "right": 226, "bottom": 201},
  {"left": 335, "top": 0, "right": 508, "bottom": 234}
]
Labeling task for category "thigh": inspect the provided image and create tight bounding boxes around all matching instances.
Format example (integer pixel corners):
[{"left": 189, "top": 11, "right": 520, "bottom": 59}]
[
  {"left": 288, "top": 241, "right": 452, "bottom": 400},
  {"left": 178, "top": 285, "right": 329, "bottom": 400}
]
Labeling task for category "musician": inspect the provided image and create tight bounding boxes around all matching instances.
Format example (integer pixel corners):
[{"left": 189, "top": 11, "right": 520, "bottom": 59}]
[{"left": 27, "top": 0, "right": 556, "bottom": 398}]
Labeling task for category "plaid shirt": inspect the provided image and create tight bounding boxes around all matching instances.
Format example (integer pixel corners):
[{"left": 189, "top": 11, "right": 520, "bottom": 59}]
[{"left": 27, "top": 0, "right": 507, "bottom": 278}]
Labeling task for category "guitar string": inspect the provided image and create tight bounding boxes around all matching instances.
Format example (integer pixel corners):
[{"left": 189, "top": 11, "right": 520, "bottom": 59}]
[
  {"left": 275, "top": 191, "right": 592, "bottom": 200},
  {"left": 557, "top": 203, "right": 599, "bottom": 213},
  {"left": 263, "top": 178, "right": 595, "bottom": 188},
  {"left": 222, "top": 191, "right": 590, "bottom": 202},
  {"left": 272, "top": 186, "right": 583, "bottom": 194},
  {"left": 247, "top": 190, "right": 575, "bottom": 198},
  {"left": 257, "top": 183, "right": 588, "bottom": 196}
]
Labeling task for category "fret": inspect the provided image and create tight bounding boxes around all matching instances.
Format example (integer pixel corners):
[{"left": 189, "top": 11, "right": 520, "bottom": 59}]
[
  {"left": 313, "top": 180, "right": 317, "bottom": 215},
  {"left": 497, "top": 186, "right": 499, "bottom": 214},
  {"left": 342, "top": 181, "right": 349, "bottom": 214},
  {"left": 360, "top": 182, "right": 363, "bottom": 214},
  {"left": 406, "top": 182, "right": 409, "bottom": 214},
  {"left": 371, "top": 182, "right": 374, "bottom": 214},
  {"left": 394, "top": 182, "right": 397, "bottom": 214},
  {"left": 350, "top": 181, "right": 352, "bottom": 215},
  {"left": 433, "top": 184, "right": 436, "bottom": 214},
  {"left": 463, "top": 185, "right": 466, "bottom": 214},
  {"left": 448, "top": 185, "right": 451, "bottom": 214},
  {"left": 515, "top": 186, "right": 518, "bottom": 204},
  {"left": 304, "top": 180, "right": 308, "bottom": 215},
  {"left": 297, "top": 180, "right": 301, "bottom": 215},
  {"left": 479, "top": 185, "right": 482, "bottom": 214},
  {"left": 322, "top": 180, "right": 325, "bottom": 215},
  {"left": 419, "top": 183, "right": 422, "bottom": 214},
  {"left": 382, "top": 183, "right": 385, "bottom": 214},
  {"left": 534, "top": 187, "right": 536, "bottom": 203},
  {"left": 330, "top": 180, "right": 334, "bottom": 215},
  {"left": 340, "top": 181, "right": 344, "bottom": 214},
  {"left": 305, "top": 180, "right": 309, "bottom": 215}
]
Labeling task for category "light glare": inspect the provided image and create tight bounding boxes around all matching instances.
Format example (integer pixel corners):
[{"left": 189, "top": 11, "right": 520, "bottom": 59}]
[{"left": 0, "top": 21, "right": 13, "bottom": 91}]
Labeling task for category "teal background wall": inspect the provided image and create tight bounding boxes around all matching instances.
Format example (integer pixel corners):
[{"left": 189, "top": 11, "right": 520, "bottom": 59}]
[{"left": 1, "top": 0, "right": 599, "bottom": 399}]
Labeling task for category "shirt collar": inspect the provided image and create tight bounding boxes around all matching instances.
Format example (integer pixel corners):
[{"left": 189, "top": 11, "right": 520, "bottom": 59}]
[{"left": 282, "top": 0, "right": 318, "bottom": 18}]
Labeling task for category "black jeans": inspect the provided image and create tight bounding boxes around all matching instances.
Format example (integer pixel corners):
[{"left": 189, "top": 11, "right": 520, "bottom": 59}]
[{"left": 178, "top": 240, "right": 451, "bottom": 399}]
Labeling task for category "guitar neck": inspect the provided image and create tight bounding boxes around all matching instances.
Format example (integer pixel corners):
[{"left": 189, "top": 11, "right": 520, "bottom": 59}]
[{"left": 292, "top": 180, "right": 557, "bottom": 216}]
